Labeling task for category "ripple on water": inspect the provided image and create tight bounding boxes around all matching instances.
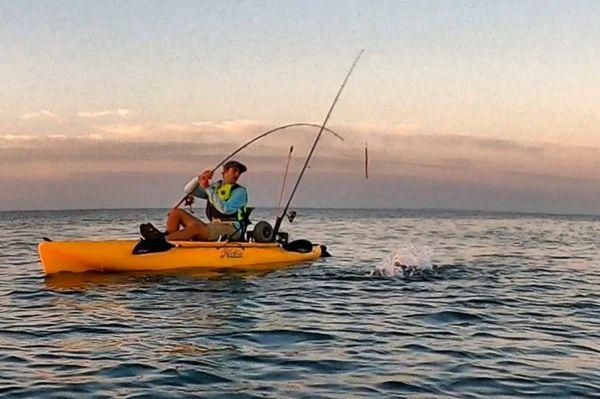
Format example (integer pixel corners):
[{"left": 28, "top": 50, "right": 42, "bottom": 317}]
[
  {"left": 233, "top": 329, "right": 336, "bottom": 347},
  {"left": 97, "top": 363, "right": 159, "bottom": 378},
  {"left": 377, "top": 380, "right": 439, "bottom": 395},
  {"left": 153, "top": 368, "right": 232, "bottom": 385},
  {"left": 408, "top": 310, "right": 488, "bottom": 325}
]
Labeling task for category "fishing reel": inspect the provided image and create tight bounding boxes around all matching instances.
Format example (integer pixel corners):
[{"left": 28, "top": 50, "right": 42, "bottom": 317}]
[
  {"left": 184, "top": 195, "right": 195, "bottom": 213},
  {"left": 286, "top": 210, "right": 297, "bottom": 223}
]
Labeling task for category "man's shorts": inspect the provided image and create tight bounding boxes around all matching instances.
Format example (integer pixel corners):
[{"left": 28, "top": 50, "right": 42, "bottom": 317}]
[{"left": 205, "top": 222, "right": 242, "bottom": 241}]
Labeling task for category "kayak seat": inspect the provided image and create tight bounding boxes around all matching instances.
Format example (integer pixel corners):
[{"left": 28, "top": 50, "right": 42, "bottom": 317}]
[{"left": 217, "top": 207, "right": 254, "bottom": 242}]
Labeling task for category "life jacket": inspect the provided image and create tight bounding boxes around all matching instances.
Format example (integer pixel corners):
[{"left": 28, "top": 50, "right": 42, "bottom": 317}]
[{"left": 205, "top": 181, "right": 249, "bottom": 225}]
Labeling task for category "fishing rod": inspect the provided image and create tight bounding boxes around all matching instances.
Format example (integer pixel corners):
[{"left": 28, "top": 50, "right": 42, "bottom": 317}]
[
  {"left": 272, "top": 49, "right": 365, "bottom": 238},
  {"left": 278, "top": 146, "right": 294, "bottom": 209},
  {"left": 172, "top": 123, "right": 344, "bottom": 209}
]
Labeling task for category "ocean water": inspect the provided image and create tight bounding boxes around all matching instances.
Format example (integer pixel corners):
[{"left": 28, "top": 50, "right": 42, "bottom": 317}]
[{"left": 1, "top": 208, "right": 599, "bottom": 398}]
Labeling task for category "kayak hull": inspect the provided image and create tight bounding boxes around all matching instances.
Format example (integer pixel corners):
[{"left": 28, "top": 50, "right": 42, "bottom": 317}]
[{"left": 38, "top": 240, "right": 323, "bottom": 275}]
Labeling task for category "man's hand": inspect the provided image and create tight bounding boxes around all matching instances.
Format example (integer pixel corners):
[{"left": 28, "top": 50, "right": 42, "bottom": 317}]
[
  {"left": 200, "top": 170, "right": 213, "bottom": 180},
  {"left": 198, "top": 169, "right": 213, "bottom": 189}
]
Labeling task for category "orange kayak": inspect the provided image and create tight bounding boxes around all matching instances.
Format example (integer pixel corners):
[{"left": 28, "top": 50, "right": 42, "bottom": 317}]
[{"left": 38, "top": 240, "right": 324, "bottom": 275}]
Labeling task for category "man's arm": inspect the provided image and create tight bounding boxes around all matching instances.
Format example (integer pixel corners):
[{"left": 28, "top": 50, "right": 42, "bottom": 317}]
[
  {"left": 183, "top": 176, "right": 208, "bottom": 199},
  {"left": 192, "top": 186, "right": 208, "bottom": 199}
]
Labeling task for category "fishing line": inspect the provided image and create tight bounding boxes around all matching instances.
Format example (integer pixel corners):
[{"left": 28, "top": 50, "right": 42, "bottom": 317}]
[{"left": 364, "top": 141, "right": 369, "bottom": 180}]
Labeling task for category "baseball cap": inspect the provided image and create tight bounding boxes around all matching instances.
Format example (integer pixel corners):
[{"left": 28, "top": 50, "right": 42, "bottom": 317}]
[{"left": 223, "top": 160, "right": 247, "bottom": 174}]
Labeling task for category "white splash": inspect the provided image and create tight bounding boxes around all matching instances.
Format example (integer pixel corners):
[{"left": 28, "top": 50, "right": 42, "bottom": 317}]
[{"left": 371, "top": 244, "right": 434, "bottom": 278}]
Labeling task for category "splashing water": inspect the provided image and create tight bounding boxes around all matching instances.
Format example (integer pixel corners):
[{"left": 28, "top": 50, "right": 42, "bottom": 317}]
[{"left": 371, "top": 244, "right": 434, "bottom": 278}]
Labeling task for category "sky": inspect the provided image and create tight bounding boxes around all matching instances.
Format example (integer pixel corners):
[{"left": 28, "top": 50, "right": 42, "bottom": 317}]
[{"left": 1, "top": 1, "right": 599, "bottom": 213}]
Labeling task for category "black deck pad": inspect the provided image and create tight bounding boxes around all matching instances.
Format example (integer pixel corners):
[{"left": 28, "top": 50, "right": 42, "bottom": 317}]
[
  {"left": 282, "top": 239, "right": 313, "bottom": 253},
  {"left": 132, "top": 238, "right": 174, "bottom": 255},
  {"left": 139, "top": 223, "right": 165, "bottom": 241}
]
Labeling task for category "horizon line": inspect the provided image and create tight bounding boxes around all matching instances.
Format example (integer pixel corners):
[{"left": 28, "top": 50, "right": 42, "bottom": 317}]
[{"left": 2, "top": 206, "right": 599, "bottom": 219}]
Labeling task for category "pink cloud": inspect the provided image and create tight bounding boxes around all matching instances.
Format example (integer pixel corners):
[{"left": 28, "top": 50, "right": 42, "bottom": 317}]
[{"left": 20, "top": 110, "right": 56, "bottom": 120}]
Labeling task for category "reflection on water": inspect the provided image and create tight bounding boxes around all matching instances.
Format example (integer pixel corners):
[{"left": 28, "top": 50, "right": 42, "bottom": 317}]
[
  {"left": 44, "top": 264, "right": 306, "bottom": 291},
  {"left": 1, "top": 208, "right": 600, "bottom": 397},
  {"left": 44, "top": 270, "right": 223, "bottom": 291}
]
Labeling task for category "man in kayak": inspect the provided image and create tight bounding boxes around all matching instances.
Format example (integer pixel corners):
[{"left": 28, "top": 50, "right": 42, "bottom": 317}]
[{"left": 140, "top": 160, "right": 249, "bottom": 242}]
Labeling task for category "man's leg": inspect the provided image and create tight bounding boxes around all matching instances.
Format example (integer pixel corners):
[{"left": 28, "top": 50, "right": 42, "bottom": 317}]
[
  {"left": 165, "top": 208, "right": 203, "bottom": 234},
  {"left": 165, "top": 209, "right": 211, "bottom": 241},
  {"left": 166, "top": 224, "right": 210, "bottom": 241}
]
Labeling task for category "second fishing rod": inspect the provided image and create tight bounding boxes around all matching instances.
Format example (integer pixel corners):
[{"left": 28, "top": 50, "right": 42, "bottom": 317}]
[{"left": 272, "top": 49, "right": 365, "bottom": 239}]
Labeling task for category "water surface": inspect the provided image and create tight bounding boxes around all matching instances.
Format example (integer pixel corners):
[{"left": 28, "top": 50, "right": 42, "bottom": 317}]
[{"left": 1, "top": 208, "right": 599, "bottom": 398}]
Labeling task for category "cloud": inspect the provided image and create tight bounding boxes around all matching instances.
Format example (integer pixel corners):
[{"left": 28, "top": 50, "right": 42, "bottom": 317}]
[
  {"left": 2, "top": 132, "right": 599, "bottom": 182},
  {"left": 96, "top": 123, "right": 145, "bottom": 138},
  {"left": 4, "top": 119, "right": 600, "bottom": 213},
  {"left": 191, "top": 119, "right": 263, "bottom": 134},
  {"left": 0, "top": 137, "right": 221, "bottom": 163},
  {"left": 387, "top": 133, "right": 544, "bottom": 155},
  {"left": 78, "top": 111, "right": 111, "bottom": 118},
  {"left": 77, "top": 109, "right": 131, "bottom": 118},
  {"left": 4, "top": 168, "right": 600, "bottom": 214},
  {"left": 116, "top": 109, "right": 130, "bottom": 116},
  {"left": 183, "top": 119, "right": 270, "bottom": 144},
  {"left": 493, "top": 169, "right": 594, "bottom": 183},
  {"left": 388, "top": 157, "right": 596, "bottom": 184},
  {"left": 87, "top": 119, "right": 334, "bottom": 145},
  {"left": 163, "top": 123, "right": 196, "bottom": 132},
  {"left": 391, "top": 160, "right": 467, "bottom": 170},
  {"left": 20, "top": 110, "right": 56, "bottom": 120},
  {"left": 1, "top": 134, "right": 35, "bottom": 140}
]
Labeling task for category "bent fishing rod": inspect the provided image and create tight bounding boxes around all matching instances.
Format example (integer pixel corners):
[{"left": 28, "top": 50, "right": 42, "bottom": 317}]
[
  {"left": 172, "top": 123, "right": 344, "bottom": 210},
  {"left": 272, "top": 49, "right": 365, "bottom": 238}
]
